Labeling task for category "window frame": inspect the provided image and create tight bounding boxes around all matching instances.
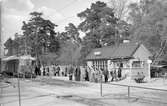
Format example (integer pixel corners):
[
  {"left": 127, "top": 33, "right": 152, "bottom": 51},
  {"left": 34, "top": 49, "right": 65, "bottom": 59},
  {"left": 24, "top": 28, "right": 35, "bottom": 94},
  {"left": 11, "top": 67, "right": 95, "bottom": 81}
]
[{"left": 132, "top": 61, "right": 144, "bottom": 68}]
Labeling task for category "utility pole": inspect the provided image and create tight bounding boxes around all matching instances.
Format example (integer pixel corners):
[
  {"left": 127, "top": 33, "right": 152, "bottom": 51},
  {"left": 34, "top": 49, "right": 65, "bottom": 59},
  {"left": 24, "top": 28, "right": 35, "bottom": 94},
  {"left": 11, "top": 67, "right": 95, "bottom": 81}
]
[
  {"left": 115, "top": 25, "right": 120, "bottom": 46},
  {"left": 35, "top": 27, "right": 39, "bottom": 66},
  {"left": 24, "top": 34, "right": 28, "bottom": 55},
  {"left": 0, "top": 0, "right": 1, "bottom": 73},
  {"left": 152, "top": 36, "right": 167, "bottom": 65},
  {"left": 94, "top": 52, "right": 103, "bottom": 96},
  {"left": 17, "top": 46, "right": 21, "bottom": 106}
]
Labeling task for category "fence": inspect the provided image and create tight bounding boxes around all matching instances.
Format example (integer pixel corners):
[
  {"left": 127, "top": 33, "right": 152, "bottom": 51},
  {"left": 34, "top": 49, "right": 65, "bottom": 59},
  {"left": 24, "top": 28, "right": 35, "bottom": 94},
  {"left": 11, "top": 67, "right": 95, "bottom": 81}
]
[
  {"left": 100, "top": 81, "right": 167, "bottom": 103},
  {"left": 0, "top": 82, "right": 10, "bottom": 97}
]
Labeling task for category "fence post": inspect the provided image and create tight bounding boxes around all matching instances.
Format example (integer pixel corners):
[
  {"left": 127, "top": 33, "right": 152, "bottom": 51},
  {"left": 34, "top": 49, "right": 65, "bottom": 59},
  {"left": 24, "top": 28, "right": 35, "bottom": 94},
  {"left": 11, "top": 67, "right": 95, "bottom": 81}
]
[
  {"left": 100, "top": 74, "right": 102, "bottom": 97},
  {"left": 0, "top": 88, "right": 2, "bottom": 97},
  {"left": 17, "top": 76, "right": 21, "bottom": 106},
  {"left": 17, "top": 65, "right": 21, "bottom": 106},
  {"left": 163, "top": 74, "right": 166, "bottom": 84},
  {"left": 128, "top": 86, "right": 130, "bottom": 102}
]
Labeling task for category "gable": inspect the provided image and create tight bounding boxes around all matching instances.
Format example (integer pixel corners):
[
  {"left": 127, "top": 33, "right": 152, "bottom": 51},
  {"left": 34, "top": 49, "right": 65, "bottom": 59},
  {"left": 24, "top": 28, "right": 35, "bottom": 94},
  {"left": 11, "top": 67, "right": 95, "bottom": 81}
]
[{"left": 133, "top": 44, "right": 152, "bottom": 61}]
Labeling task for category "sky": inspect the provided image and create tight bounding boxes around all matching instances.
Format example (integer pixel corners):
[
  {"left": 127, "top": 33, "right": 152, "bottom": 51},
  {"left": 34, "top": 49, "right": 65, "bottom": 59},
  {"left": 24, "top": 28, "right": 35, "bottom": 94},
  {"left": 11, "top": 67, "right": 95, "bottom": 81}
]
[
  {"left": 1, "top": 0, "right": 111, "bottom": 44},
  {"left": 1, "top": 0, "right": 137, "bottom": 56}
]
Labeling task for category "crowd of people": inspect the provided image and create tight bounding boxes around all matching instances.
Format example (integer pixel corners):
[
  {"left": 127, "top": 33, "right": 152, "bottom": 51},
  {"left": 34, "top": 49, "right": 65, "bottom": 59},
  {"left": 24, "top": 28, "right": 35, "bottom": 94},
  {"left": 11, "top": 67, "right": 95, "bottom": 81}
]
[
  {"left": 86, "top": 66, "right": 123, "bottom": 83},
  {"left": 31, "top": 63, "right": 124, "bottom": 83},
  {"left": 66, "top": 65, "right": 124, "bottom": 83},
  {"left": 34, "top": 64, "right": 68, "bottom": 77}
]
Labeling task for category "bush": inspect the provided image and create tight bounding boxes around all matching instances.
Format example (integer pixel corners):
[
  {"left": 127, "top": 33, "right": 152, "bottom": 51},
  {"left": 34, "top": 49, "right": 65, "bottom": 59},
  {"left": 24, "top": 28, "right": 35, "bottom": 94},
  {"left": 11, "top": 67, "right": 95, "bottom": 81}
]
[
  {"left": 25, "top": 72, "right": 36, "bottom": 78},
  {"left": 1, "top": 71, "right": 13, "bottom": 78},
  {"left": 13, "top": 72, "right": 24, "bottom": 78},
  {"left": 134, "top": 73, "right": 145, "bottom": 83}
]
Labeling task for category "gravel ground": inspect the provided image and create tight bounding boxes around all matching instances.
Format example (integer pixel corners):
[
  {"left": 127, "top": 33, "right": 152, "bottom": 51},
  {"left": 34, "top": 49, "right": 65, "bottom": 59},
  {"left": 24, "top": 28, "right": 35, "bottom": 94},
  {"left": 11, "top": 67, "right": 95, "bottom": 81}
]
[{"left": 0, "top": 77, "right": 167, "bottom": 106}]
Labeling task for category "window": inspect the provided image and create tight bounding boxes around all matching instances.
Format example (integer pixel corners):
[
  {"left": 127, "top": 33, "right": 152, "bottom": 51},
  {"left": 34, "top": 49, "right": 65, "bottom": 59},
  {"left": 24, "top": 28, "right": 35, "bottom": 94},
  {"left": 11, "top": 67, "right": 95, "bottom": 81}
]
[
  {"left": 123, "top": 62, "right": 130, "bottom": 68},
  {"left": 92, "top": 60, "right": 108, "bottom": 70},
  {"left": 132, "top": 61, "right": 144, "bottom": 68}
]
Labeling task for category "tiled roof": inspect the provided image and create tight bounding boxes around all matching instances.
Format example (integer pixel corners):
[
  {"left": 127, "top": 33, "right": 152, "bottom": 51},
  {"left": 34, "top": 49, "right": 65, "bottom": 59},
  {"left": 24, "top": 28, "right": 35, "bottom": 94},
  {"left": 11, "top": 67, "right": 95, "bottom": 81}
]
[{"left": 86, "top": 43, "right": 140, "bottom": 60}]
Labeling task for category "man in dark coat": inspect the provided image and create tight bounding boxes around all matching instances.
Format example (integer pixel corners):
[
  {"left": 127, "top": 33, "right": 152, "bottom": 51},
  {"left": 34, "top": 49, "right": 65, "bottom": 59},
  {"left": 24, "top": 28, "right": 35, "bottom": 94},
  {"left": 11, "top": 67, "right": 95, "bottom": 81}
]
[
  {"left": 43, "top": 67, "right": 46, "bottom": 76},
  {"left": 65, "top": 67, "right": 67, "bottom": 76},
  {"left": 110, "top": 71, "right": 114, "bottom": 81},
  {"left": 76, "top": 66, "right": 81, "bottom": 81},
  {"left": 85, "top": 68, "right": 89, "bottom": 81},
  {"left": 68, "top": 65, "right": 73, "bottom": 80},
  {"left": 118, "top": 67, "right": 122, "bottom": 79},
  {"left": 47, "top": 66, "right": 49, "bottom": 76},
  {"left": 57, "top": 66, "right": 60, "bottom": 76},
  {"left": 103, "top": 68, "right": 109, "bottom": 83},
  {"left": 74, "top": 66, "right": 77, "bottom": 81},
  {"left": 35, "top": 65, "right": 38, "bottom": 76}
]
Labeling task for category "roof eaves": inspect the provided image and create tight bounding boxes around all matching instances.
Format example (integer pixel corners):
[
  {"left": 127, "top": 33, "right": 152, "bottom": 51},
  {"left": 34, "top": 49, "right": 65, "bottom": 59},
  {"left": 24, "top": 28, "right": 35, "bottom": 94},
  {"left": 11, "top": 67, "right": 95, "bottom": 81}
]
[{"left": 130, "top": 43, "right": 140, "bottom": 57}]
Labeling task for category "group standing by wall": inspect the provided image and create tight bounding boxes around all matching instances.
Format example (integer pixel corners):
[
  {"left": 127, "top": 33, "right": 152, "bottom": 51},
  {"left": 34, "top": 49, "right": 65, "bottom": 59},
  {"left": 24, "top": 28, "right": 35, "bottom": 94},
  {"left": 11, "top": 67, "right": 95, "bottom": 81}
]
[
  {"left": 29, "top": 62, "right": 125, "bottom": 83},
  {"left": 33, "top": 64, "right": 68, "bottom": 77}
]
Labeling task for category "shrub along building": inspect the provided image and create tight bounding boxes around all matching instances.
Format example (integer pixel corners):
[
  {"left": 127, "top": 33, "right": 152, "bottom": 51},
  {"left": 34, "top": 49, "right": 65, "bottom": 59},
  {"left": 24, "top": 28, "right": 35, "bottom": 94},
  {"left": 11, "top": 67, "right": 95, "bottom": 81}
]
[{"left": 86, "top": 42, "right": 152, "bottom": 81}]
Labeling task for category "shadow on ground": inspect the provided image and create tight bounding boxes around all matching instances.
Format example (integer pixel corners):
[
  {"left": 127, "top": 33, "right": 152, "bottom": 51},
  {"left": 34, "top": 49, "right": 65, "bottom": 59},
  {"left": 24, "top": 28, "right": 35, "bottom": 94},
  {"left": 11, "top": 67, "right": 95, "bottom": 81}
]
[{"left": 33, "top": 78, "right": 89, "bottom": 87}]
